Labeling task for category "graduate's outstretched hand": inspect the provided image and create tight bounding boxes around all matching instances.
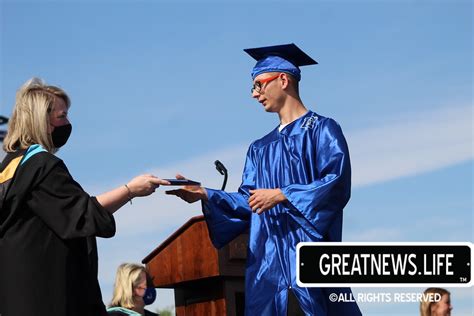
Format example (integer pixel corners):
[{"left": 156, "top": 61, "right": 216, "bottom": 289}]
[
  {"left": 127, "top": 174, "right": 171, "bottom": 197},
  {"left": 248, "top": 188, "right": 287, "bottom": 214},
  {"left": 165, "top": 174, "right": 208, "bottom": 203}
]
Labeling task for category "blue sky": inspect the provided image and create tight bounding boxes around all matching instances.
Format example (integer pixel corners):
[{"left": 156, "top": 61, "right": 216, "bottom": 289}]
[{"left": 1, "top": 0, "right": 472, "bottom": 314}]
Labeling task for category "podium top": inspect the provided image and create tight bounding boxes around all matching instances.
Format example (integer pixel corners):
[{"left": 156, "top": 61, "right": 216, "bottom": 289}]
[{"left": 142, "top": 215, "right": 205, "bottom": 264}]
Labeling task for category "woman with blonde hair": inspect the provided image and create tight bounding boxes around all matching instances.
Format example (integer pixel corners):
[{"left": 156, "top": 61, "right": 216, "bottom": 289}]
[
  {"left": 420, "top": 287, "right": 453, "bottom": 316},
  {"left": 0, "top": 78, "right": 169, "bottom": 316},
  {"left": 108, "top": 263, "right": 158, "bottom": 316}
]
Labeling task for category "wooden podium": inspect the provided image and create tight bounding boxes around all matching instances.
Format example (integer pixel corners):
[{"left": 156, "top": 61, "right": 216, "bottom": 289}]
[{"left": 142, "top": 215, "right": 248, "bottom": 316}]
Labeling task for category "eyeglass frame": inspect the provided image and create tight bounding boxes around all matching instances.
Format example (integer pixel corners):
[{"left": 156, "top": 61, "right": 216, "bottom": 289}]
[{"left": 251, "top": 73, "right": 281, "bottom": 93}]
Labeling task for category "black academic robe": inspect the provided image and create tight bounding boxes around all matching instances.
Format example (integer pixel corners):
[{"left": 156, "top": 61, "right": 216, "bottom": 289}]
[{"left": 0, "top": 149, "right": 116, "bottom": 316}]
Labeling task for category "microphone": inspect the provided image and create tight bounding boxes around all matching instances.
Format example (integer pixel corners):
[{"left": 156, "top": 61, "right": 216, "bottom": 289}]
[{"left": 214, "top": 160, "right": 228, "bottom": 190}]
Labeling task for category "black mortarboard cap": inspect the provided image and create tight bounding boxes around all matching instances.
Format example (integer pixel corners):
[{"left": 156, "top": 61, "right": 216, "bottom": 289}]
[{"left": 244, "top": 43, "right": 317, "bottom": 81}]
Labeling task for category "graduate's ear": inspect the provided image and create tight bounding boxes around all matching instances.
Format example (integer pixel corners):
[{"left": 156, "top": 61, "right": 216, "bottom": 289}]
[
  {"left": 281, "top": 73, "right": 299, "bottom": 95},
  {"left": 279, "top": 73, "right": 290, "bottom": 90}
]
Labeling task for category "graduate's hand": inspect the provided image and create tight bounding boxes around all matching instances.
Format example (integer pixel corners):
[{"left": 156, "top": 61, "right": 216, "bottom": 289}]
[
  {"left": 127, "top": 174, "right": 171, "bottom": 197},
  {"left": 165, "top": 174, "right": 208, "bottom": 203},
  {"left": 248, "top": 188, "right": 287, "bottom": 214}
]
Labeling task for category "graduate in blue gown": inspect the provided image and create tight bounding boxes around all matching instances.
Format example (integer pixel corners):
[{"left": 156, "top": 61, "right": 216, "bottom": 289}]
[{"left": 166, "top": 43, "right": 361, "bottom": 316}]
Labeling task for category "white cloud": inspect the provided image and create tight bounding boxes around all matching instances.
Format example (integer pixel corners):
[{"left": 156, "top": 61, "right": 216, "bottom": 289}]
[
  {"left": 344, "top": 227, "right": 404, "bottom": 242},
  {"left": 347, "top": 105, "right": 473, "bottom": 187},
  {"left": 109, "top": 145, "right": 248, "bottom": 236}
]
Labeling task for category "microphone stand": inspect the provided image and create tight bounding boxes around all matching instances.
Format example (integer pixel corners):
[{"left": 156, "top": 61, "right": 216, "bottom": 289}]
[{"left": 214, "top": 160, "right": 228, "bottom": 190}]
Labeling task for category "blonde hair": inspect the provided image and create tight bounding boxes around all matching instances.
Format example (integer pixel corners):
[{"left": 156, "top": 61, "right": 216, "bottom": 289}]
[
  {"left": 420, "top": 287, "right": 450, "bottom": 316},
  {"left": 3, "top": 77, "right": 70, "bottom": 153},
  {"left": 110, "top": 263, "right": 147, "bottom": 309}
]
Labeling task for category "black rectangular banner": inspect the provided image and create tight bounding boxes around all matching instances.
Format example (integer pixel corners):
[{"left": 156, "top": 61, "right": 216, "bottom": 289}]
[{"left": 297, "top": 242, "right": 472, "bottom": 287}]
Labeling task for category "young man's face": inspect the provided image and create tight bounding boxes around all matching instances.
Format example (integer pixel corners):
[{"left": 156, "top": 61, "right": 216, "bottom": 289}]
[{"left": 251, "top": 72, "right": 284, "bottom": 113}]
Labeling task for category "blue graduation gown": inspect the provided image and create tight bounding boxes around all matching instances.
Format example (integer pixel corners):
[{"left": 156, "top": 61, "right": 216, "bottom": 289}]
[{"left": 202, "top": 111, "right": 361, "bottom": 315}]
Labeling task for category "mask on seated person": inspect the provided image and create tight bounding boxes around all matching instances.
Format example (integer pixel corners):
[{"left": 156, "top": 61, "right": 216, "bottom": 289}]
[{"left": 143, "top": 287, "right": 156, "bottom": 305}]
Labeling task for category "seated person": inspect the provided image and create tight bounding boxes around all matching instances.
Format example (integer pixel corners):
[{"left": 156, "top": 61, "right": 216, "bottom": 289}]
[
  {"left": 420, "top": 288, "right": 452, "bottom": 316},
  {"left": 108, "top": 263, "right": 158, "bottom": 316}
]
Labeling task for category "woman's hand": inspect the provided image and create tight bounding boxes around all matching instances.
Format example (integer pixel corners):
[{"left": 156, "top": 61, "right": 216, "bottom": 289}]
[
  {"left": 97, "top": 174, "right": 170, "bottom": 213},
  {"left": 127, "top": 174, "right": 170, "bottom": 197}
]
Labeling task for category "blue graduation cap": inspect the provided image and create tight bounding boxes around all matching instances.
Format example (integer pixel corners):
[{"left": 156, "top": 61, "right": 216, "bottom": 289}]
[{"left": 244, "top": 43, "right": 318, "bottom": 81}]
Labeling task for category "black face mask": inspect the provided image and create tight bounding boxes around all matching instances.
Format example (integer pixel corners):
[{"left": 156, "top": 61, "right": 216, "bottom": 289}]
[
  {"left": 143, "top": 287, "right": 157, "bottom": 305},
  {"left": 51, "top": 123, "right": 72, "bottom": 148}
]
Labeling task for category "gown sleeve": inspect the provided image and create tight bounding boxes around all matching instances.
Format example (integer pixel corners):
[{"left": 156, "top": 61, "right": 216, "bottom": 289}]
[
  {"left": 201, "top": 145, "right": 256, "bottom": 248},
  {"left": 280, "top": 118, "right": 351, "bottom": 240},
  {"left": 26, "top": 160, "right": 116, "bottom": 239}
]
